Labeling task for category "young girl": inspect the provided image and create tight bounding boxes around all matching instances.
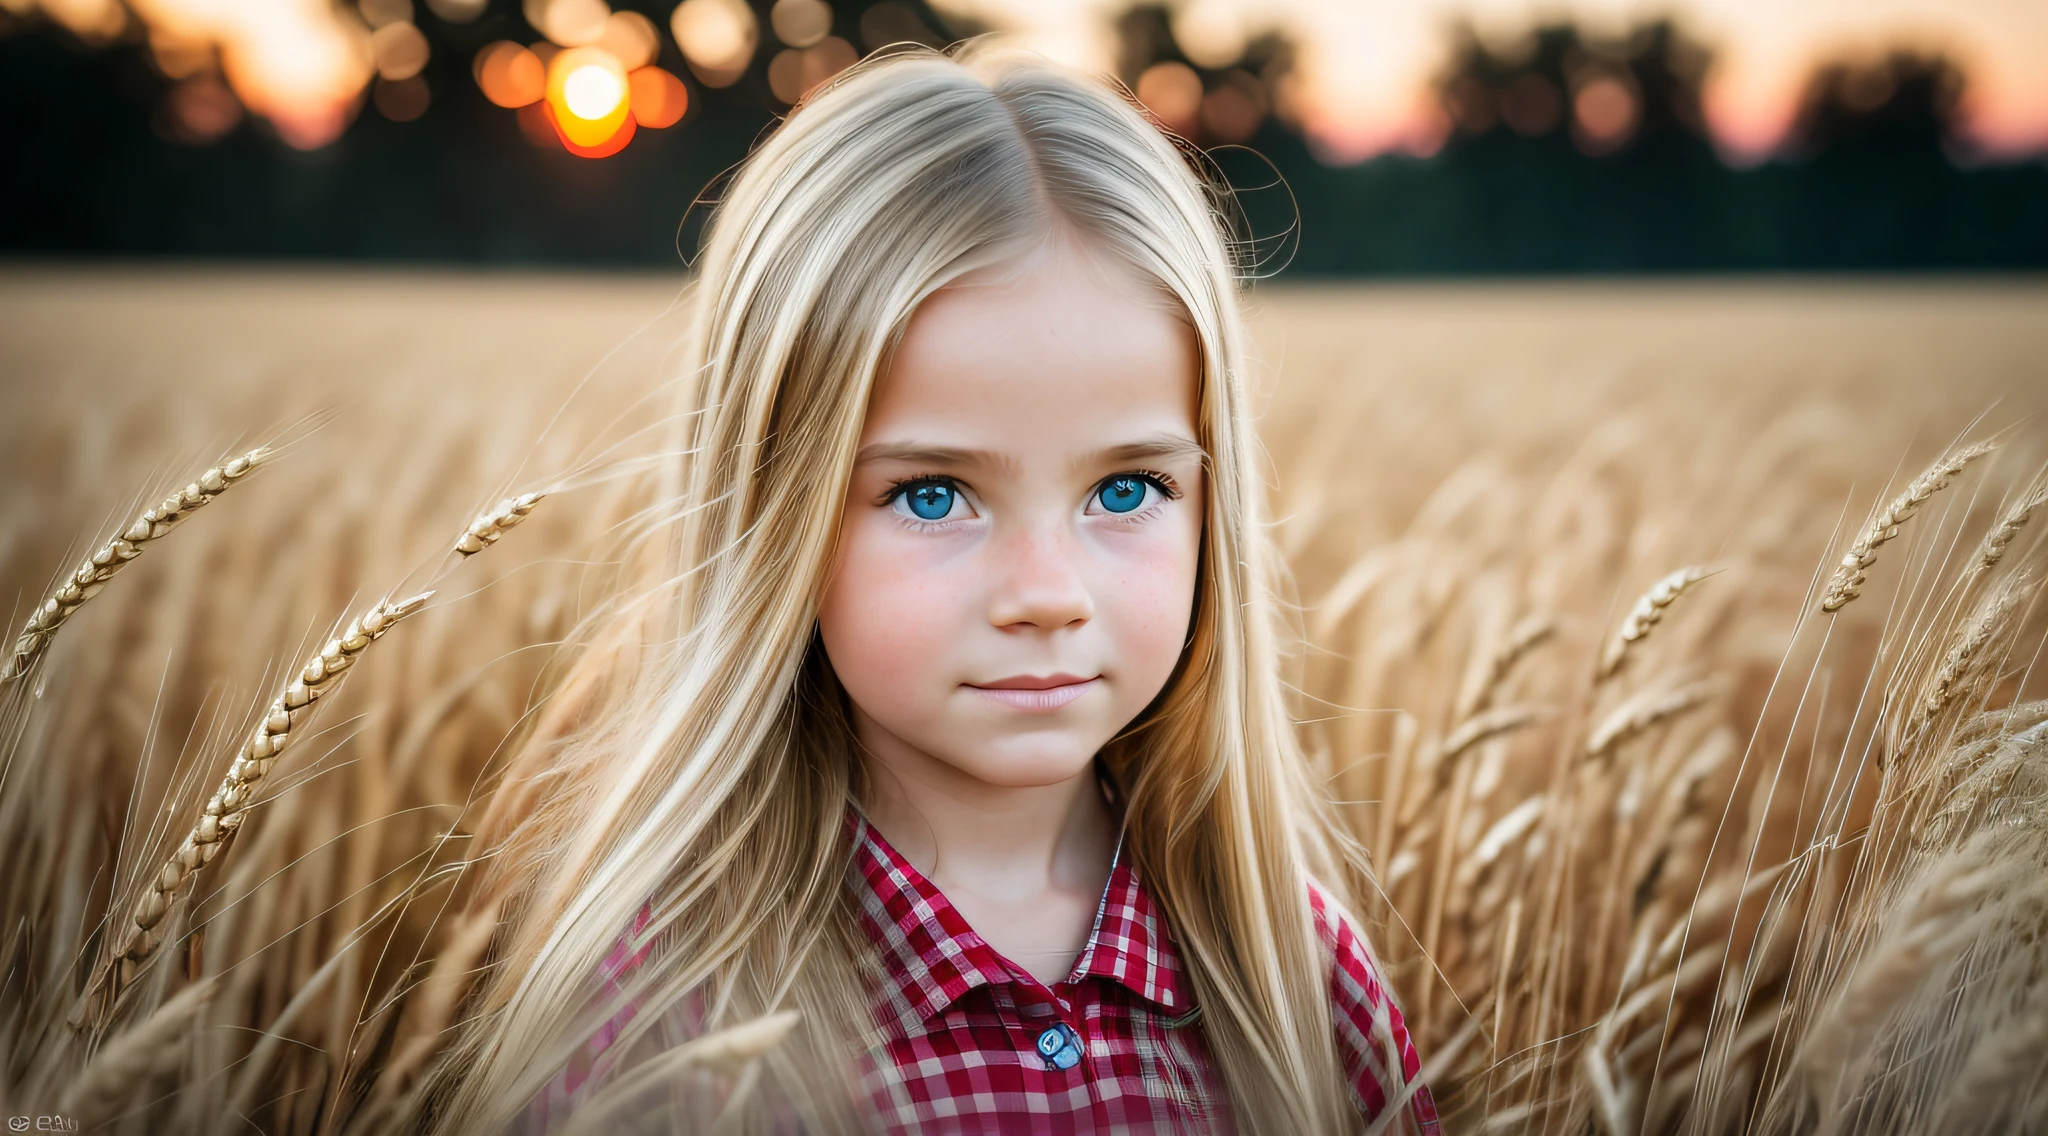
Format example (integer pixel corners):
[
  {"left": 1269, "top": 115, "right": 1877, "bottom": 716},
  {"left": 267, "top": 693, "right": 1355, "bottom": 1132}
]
[{"left": 427, "top": 41, "right": 1436, "bottom": 1136}]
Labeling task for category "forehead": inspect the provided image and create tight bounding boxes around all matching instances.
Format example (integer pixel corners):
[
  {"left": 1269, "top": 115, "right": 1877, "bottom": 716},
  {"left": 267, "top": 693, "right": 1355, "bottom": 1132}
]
[{"left": 862, "top": 238, "right": 1202, "bottom": 456}]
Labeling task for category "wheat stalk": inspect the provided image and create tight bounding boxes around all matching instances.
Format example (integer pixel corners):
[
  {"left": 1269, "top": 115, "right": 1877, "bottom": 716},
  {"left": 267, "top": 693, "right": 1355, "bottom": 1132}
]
[
  {"left": 72, "top": 590, "right": 433, "bottom": 1029},
  {"left": 1821, "top": 442, "right": 1996, "bottom": 612},
  {"left": 455, "top": 493, "right": 544, "bottom": 557},
  {"left": 1599, "top": 567, "right": 1714, "bottom": 679},
  {"left": 3, "top": 446, "right": 270, "bottom": 682}
]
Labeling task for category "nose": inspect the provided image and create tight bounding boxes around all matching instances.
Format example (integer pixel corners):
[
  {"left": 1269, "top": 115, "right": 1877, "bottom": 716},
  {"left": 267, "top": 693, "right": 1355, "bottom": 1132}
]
[{"left": 986, "top": 511, "right": 1094, "bottom": 631}]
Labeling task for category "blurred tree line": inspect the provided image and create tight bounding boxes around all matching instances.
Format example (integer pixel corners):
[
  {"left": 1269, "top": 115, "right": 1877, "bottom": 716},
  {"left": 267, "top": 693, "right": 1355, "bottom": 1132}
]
[{"left": 1, "top": 0, "right": 2043, "bottom": 272}]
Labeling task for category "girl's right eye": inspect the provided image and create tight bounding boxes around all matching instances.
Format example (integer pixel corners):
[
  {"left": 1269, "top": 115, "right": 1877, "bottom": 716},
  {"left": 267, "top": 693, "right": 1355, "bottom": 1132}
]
[{"left": 886, "top": 477, "right": 970, "bottom": 525}]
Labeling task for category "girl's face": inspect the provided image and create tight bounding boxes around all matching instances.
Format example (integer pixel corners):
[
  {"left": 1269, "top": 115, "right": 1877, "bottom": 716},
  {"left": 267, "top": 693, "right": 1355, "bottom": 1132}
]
[{"left": 818, "top": 232, "right": 1206, "bottom": 793}]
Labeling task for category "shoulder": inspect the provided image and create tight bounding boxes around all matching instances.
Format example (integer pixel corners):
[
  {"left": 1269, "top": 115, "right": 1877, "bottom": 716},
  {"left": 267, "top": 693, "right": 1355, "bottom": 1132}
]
[{"left": 1304, "top": 878, "right": 1441, "bottom": 1135}]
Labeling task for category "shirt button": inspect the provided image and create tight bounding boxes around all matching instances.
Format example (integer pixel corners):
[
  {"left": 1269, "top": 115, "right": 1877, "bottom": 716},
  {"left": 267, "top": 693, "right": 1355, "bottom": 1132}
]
[{"left": 1034, "top": 1022, "right": 1082, "bottom": 1070}]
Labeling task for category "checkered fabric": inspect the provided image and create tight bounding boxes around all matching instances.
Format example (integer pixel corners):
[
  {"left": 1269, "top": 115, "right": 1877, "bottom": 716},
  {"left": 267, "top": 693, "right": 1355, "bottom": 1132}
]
[
  {"left": 534, "top": 811, "right": 1440, "bottom": 1134},
  {"left": 850, "top": 813, "right": 1439, "bottom": 1135}
]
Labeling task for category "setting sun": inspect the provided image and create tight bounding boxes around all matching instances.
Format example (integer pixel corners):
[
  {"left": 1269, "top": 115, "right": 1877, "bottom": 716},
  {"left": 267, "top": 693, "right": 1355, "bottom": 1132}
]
[
  {"left": 563, "top": 63, "right": 623, "bottom": 121},
  {"left": 543, "top": 45, "right": 630, "bottom": 148}
]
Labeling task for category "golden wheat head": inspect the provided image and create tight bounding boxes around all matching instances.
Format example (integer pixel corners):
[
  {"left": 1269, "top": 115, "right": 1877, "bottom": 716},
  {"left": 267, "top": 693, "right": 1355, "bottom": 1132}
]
[
  {"left": 72, "top": 590, "right": 432, "bottom": 1028},
  {"left": 1599, "top": 565, "right": 1714, "bottom": 679},
  {"left": 1822, "top": 442, "right": 1996, "bottom": 612},
  {"left": 4, "top": 446, "right": 270, "bottom": 682},
  {"left": 456, "top": 492, "right": 545, "bottom": 557}
]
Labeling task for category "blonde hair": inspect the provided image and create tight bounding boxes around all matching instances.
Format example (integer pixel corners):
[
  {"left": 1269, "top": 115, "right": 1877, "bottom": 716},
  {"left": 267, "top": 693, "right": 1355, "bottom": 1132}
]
[{"left": 426, "top": 41, "right": 1410, "bottom": 1136}]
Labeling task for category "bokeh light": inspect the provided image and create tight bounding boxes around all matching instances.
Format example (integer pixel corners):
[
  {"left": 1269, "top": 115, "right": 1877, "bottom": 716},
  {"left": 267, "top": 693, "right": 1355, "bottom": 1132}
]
[
  {"left": 671, "top": 0, "right": 757, "bottom": 89},
  {"left": 149, "top": 31, "right": 213, "bottom": 80},
  {"left": 628, "top": 66, "right": 689, "bottom": 128},
  {"left": 770, "top": 0, "right": 833, "bottom": 50},
  {"left": 1572, "top": 75, "right": 1640, "bottom": 155},
  {"left": 122, "top": 0, "right": 375, "bottom": 149},
  {"left": 1200, "top": 69, "right": 1268, "bottom": 143},
  {"left": 1171, "top": 1, "right": 1247, "bottom": 71},
  {"left": 544, "top": 44, "right": 630, "bottom": 147},
  {"left": 475, "top": 40, "right": 546, "bottom": 109},
  {"left": 594, "top": 9, "right": 660, "bottom": 71},
  {"left": 1135, "top": 60, "right": 1202, "bottom": 137},
  {"left": 525, "top": 0, "right": 608, "bottom": 48},
  {"left": 37, "top": 0, "right": 124, "bottom": 42},
  {"left": 766, "top": 35, "right": 856, "bottom": 104},
  {"left": 160, "top": 73, "right": 242, "bottom": 143},
  {"left": 371, "top": 21, "right": 430, "bottom": 83}
]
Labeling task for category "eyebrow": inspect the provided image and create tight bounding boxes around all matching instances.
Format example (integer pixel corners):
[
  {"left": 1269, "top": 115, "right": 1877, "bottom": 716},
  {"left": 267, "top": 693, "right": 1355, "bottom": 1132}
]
[{"left": 854, "top": 433, "right": 1210, "bottom": 471}]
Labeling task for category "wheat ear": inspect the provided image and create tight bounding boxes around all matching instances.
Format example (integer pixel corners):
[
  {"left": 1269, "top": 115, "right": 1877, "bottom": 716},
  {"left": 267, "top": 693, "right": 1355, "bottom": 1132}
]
[
  {"left": 1443, "top": 705, "right": 1547, "bottom": 763},
  {"left": 1976, "top": 482, "right": 2047, "bottom": 572},
  {"left": 4, "top": 446, "right": 270, "bottom": 682},
  {"left": 455, "top": 493, "right": 544, "bottom": 557},
  {"left": 558, "top": 1010, "right": 803, "bottom": 1136},
  {"left": 1587, "top": 680, "right": 1717, "bottom": 760},
  {"left": 72, "top": 591, "right": 432, "bottom": 1029},
  {"left": 1822, "top": 441, "right": 1996, "bottom": 612},
  {"left": 58, "top": 973, "right": 220, "bottom": 1122},
  {"left": 1896, "top": 574, "right": 2031, "bottom": 760},
  {"left": 1599, "top": 567, "right": 1714, "bottom": 679},
  {"left": 1465, "top": 613, "right": 1555, "bottom": 716}
]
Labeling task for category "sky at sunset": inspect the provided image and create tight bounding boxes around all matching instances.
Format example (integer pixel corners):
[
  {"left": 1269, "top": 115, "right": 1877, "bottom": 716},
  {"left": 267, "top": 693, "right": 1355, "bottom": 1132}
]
[{"left": 931, "top": 0, "right": 2048, "bottom": 162}]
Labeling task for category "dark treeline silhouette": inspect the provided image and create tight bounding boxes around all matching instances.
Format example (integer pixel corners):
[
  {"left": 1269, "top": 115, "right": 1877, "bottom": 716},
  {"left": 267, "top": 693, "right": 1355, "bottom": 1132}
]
[
  {"left": 1, "top": 0, "right": 2044, "bottom": 272},
  {"left": 1147, "top": 9, "right": 2048, "bottom": 272}
]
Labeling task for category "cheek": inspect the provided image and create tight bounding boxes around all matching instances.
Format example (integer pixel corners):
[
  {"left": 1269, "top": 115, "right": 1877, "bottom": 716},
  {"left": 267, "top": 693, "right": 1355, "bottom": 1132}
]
[
  {"left": 817, "top": 513, "right": 968, "bottom": 708},
  {"left": 1104, "top": 507, "right": 1203, "bottom": 686}
]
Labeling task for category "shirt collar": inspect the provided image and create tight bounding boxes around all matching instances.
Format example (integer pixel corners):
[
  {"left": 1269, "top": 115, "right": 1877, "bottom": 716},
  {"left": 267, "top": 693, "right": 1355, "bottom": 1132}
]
[{"left": 846, "top": 809, "right": 1193, "bottom": 1035}]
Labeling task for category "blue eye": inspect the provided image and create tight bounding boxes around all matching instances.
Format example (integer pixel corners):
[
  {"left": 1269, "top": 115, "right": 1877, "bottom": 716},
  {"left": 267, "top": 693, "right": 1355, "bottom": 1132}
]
[
  {"left": 1097, "top": 476, "right": 1149, "bottom": 514},
  {"left": 902, "top": 481, "right": 957, "bottom": 521}
]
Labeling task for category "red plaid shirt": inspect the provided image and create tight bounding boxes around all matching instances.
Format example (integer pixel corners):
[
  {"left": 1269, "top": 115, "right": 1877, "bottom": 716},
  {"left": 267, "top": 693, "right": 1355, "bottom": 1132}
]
[{"left": 536, "top": 812, "right": 1439, "bottom": 1134}]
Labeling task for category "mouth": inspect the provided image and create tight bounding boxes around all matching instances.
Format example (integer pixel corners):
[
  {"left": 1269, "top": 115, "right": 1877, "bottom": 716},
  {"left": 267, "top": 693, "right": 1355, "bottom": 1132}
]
[{"left": 964, "top": 673, "right": 1100, "bottom": 712}]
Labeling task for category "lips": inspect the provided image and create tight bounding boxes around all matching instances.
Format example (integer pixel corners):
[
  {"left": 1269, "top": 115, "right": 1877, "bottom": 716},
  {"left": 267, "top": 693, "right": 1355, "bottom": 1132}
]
[
  {"left": 972, "top": 672, "right": 1095, "bottom": 690},
  {"left": 965, "top": 673, "right": 1100, "bottom": 712}
]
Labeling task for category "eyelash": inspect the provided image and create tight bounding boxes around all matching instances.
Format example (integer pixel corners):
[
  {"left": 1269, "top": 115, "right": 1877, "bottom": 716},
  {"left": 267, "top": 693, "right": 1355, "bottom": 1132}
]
[{"left": 880, "top": 469, "right": 1184, "bottom": 533}]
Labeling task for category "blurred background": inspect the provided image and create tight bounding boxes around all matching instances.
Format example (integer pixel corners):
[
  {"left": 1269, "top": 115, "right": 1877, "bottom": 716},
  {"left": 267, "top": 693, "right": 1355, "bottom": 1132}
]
[
  {"left": 3, "top": 6, "right": 2047, "bottom": 1132},
  {"left": 1, "top": 0, "right": 2043, "bottom": 270}
]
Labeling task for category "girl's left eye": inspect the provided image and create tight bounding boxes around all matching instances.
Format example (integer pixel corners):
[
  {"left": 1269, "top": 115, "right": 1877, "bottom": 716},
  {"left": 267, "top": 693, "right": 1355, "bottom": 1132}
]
[{"left": 1089, "top": 474, "right": 1164, "bottom": 516}]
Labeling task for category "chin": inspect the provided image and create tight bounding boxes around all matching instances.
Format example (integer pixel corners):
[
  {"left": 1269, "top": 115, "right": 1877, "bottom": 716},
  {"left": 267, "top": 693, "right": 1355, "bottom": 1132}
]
[{"left": 954, "top": 743, "right": 1103, "bottom": 789}]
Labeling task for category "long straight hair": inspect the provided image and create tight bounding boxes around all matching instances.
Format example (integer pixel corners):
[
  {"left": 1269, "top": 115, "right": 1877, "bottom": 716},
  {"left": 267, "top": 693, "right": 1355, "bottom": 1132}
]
[{"left": 425, "top": 41, "right": 1408, "bottom": 1136}]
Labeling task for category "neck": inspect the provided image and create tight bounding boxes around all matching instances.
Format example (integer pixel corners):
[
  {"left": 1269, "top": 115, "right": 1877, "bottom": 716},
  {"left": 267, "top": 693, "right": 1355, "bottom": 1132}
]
[{"left": 853, "top": 727, "right": 1119, "bottom": 904}]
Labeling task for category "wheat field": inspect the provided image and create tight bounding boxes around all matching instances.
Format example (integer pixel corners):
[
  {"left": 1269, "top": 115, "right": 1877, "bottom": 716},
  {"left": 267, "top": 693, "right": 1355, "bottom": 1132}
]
[{"left": 2, "top": 266, "right": 2046, "bottom": 1134}]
